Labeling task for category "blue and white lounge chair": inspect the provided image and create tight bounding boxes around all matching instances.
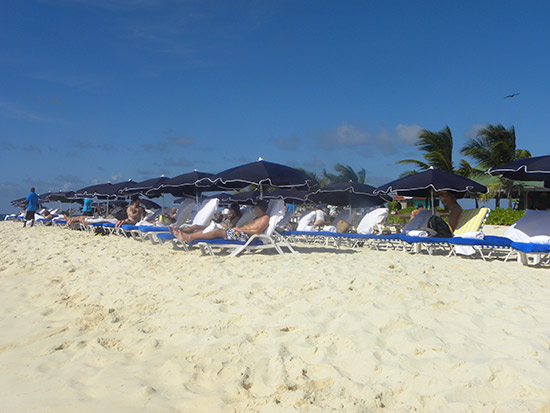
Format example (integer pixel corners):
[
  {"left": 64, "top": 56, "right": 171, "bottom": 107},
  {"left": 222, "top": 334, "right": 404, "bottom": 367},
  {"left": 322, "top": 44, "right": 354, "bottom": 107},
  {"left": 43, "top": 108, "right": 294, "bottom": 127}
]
[
  {"left": 504, "top": 210, "right": 550, "bottom": 265},
  {"left": 196, "top": 200, "right": 297, "bottom": 257},
  {"left": 398, "top": 208, "right": 506, "bottom": 259}
]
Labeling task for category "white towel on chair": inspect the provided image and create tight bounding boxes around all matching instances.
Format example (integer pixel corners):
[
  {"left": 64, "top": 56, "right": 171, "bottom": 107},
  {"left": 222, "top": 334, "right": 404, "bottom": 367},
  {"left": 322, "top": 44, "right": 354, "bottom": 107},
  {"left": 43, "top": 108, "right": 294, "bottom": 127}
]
[
  {"left": 457, "top": 231, "right": 485, "bottom": 240},
  {"left": 529, "top": 235, "right": 550, "bottom": 244},
  {"left": 407, "top": 230, "right": 429, "bottom": 237},
  {"left": 453, "top": 232, "right": 484, "bottom": 255}
]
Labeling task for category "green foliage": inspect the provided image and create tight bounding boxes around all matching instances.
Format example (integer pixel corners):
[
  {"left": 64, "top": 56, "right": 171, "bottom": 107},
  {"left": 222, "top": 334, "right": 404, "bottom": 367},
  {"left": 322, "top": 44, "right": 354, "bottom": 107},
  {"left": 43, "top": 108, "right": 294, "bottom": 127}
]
[
  {"left": 386, "top": 206, "right": 415, "bottom": 224},
  {"left": 396, "top": 125, "right": 455, "bottom": 173},
  {"left": 485, "top": 208, "right": 524, "bottom": 226},
  {"left": 386, "top": 201, "right": 401, "bottom": 213},
  {"left": 322, "top": 164, "right": 366, "bottom": 184}
]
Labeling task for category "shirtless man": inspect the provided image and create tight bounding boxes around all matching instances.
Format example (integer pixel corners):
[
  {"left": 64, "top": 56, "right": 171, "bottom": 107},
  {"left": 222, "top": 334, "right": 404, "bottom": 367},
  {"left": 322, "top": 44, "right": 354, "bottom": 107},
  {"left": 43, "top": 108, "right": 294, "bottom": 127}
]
[
  {"left": 170, "top": 200, "right": 269, "bottom": 243},
  {"left": 115, "top": 198, "right": 146, "bottom": 228},
  {"left": 437, "top": 190, "right": 462, "bottom": 231}
]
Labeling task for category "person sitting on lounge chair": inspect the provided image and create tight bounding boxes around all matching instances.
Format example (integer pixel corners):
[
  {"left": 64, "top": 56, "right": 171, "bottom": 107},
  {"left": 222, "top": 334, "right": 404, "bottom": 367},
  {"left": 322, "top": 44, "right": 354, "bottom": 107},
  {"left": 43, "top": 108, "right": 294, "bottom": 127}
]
[
  {"left": 313, "top": 205, "right": 328, "bottom": 230},
  {"left": 170, "top": 200, "right": 269, "bottom": 243},
  {"left": 177, "top": 203, "right": 242, "bottom": 234},
  {"left": 437, "top": 190, "right": 462, "bottom": 231},
  {"left": 115, "top": 198, "right": 145, "bottom": 228}
]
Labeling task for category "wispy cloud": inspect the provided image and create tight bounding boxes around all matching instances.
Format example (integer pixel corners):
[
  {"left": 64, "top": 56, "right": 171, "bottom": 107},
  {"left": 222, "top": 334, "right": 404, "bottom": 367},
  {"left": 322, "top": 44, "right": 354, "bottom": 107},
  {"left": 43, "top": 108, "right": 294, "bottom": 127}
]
[
  {"left": 0, "top": 99, "right": 60, "bottom": 123},
  {"left": 464, "top": 123, "right": 488, "bottom": 140},
  {"left": 164, "top": 157, "right": 191, "bottom": 167},
  {"left": 143, "top": 136, "right": 195, "bottom": 152},
  {"left": 272, "top": 135, "right": 300, "bottom": 151},
  {"left": 37, "top": 0, "right": 163, "bottom": 12},
  {"left": 70, "top": 140, "right": 116, "bottom": 151},
  {"left": 1, "top": 141, "right": 16, "bottom": 151},
  {"left": 315, "top": 122, "right": 422, "bottom": 156}
]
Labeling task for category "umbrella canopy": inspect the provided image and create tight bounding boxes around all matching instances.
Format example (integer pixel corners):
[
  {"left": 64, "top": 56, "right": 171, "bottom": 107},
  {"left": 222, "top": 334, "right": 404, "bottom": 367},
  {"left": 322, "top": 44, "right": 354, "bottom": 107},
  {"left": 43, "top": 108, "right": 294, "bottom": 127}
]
[
  {"left": 262, "top": 189, "right": 313, "bottom": 205},
  {"left": 487, "top": 155, "right": 550, "bottom": 182},
  {"left": 75, "top": 180, "right": 138, "bottom": 199},
  {"left": 375, "top": 169, "right": 488, "bottom": 199},
  {"left": 38, "top": 192, "right": 53, "bottom": 202},
  {"left": 138, "top": 199, "right": 161, "bottom": 209},
  {"left": 120, "top": 176, "right": 170, "bottom": 197},
  {"left": 227, "top": 190, "right": 261, "bottom": 205},
  {"left": 309, "top": 182, "right": 390, "bottom": 208},
  {"left": 154, "top": 171, "right": 219, "bottom": 196},
  {"left": 10, "top": 197, "right": 26, "bottom": 208},
  {"left": 205, "top": 158, "right": 317, "bottom": 191},
  {"left": 47, "top": 191, "right": 78, "bottom": 202}
]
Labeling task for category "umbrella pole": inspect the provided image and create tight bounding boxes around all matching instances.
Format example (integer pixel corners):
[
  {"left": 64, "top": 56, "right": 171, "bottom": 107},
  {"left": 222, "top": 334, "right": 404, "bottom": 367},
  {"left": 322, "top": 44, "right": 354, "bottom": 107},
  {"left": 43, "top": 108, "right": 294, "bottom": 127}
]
[
  {"left": 162, "top": 194, "right": 165, "bottom": 212},
  {"left": 430, "top": 189, "right": 435, "bottom": 214},
  {"left": 260, "top": 185, "right": 263, "bottom": 200}
]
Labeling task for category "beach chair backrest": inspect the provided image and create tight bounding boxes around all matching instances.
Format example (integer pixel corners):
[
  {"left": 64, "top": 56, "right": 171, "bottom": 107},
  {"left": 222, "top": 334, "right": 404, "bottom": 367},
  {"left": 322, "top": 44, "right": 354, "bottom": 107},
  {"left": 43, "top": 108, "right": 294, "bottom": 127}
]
[
  {"left": 504, "top": 209, "right": 550, "bottom": 241},
  {"left": 276, "top": 210, "right": 291, "bottom": 230},
  {"left": 357, "top": 208, "right": 389, "bottom": 234},
  {"left": 236, "top": 207, "right": 255, "bottom": 227},
  {"left": 192, "top": 198, "right": 219, "bottom": 226},
  {"left": 453, "top": 207, "right": 490, "bottom": 236},
  {"left": 401, "top": 210, "right": 433, "bottom": 233},
  {"left": 174, "top": 199, "right": 195, "bottom": 227},
  {"left": 296, "top": 211, "right": 316, "bottom": 231},
  {"left": 265, "top": 200, "right": 285, "bottom": 236}
]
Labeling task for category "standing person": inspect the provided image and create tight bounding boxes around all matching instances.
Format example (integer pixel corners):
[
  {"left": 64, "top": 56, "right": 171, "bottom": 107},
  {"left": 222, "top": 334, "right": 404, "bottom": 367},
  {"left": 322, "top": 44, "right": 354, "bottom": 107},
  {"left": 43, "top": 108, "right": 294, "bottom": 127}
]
[{"left": 23, "top": 187, "right": 39, "bottom": 228}]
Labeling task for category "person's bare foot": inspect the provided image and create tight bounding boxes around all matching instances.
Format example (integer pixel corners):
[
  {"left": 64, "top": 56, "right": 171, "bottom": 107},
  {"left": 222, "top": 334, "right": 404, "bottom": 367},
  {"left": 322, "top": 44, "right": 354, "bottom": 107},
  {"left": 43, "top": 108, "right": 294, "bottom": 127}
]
[{"left": 170, "top": 227, "right": 187, "bottom": 242}]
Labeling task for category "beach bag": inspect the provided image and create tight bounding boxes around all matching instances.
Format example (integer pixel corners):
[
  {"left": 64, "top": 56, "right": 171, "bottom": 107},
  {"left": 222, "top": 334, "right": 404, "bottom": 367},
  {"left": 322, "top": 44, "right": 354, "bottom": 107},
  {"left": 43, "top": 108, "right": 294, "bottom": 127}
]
[
  {"left": 336, "top": 219, "right": 350, "bottom": 233},
  {"left": 425, "top": 215, "right": 453, "bottom": 238}
]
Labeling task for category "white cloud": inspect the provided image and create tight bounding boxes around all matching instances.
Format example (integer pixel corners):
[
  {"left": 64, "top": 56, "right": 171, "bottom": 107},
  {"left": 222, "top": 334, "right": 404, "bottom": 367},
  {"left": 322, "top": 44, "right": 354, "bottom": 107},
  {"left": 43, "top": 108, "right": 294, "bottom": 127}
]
[
  {"left": 334, "top": 122, "right": 369, "bottom": 146},
  {"left": 110, "top": 172, "right": 124, "bottom": 182},
  {"left": 395, "top": 124, "right": 422, "bottom": 144},
  {"left": 273, "top": 135, "right": 300, "bottom": 151},
  {"left": 464, "top": 123, "right": 488, "bottom": 140},
  {"left": 317, "top": 122, "right": 422, "bottom": 156}
]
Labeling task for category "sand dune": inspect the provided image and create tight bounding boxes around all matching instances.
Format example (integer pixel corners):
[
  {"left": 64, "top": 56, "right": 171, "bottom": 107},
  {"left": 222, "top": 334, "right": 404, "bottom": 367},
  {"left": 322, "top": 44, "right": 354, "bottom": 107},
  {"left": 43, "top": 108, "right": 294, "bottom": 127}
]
[{"left": 0, "top": 222, "right": 549, "bottom": 412}]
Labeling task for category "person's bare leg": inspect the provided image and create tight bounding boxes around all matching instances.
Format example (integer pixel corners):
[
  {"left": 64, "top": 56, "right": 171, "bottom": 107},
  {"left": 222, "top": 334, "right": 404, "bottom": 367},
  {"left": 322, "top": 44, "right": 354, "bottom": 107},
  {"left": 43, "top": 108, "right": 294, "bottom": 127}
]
[{"left": 172, "top": 228, "right": 226, "bottom": 243}]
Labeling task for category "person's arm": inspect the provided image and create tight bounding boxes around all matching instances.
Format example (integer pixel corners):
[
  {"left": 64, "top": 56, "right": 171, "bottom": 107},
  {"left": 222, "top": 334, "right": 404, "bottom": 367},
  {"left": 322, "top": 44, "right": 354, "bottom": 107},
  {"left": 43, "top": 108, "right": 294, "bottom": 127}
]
[{"left": 235, "top": 215, "right": 269, "bottom": 235}]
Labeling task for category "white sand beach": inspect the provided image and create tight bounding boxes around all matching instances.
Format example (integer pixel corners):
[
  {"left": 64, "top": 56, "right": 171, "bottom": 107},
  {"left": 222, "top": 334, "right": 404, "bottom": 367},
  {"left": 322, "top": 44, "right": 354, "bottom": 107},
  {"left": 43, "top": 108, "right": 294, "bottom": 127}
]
[{"left": 1, "top": 222, "right": 549, "bottom": 412}]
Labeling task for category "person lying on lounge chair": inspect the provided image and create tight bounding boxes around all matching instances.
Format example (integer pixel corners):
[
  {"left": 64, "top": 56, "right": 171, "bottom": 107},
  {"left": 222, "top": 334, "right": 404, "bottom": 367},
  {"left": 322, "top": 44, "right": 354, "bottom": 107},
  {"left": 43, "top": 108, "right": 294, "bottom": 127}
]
[
  {"left": 115, "top": 198, "right": 145, "bottom": 228},
  {"left": 437, "top": 190, "right": 462, "bottom": 231},
  {"left": 179, "top": 203, "right": 242, "bottom": 234},
  {"left": 170, "top": 200, "right": 268, "bottom": 243}
]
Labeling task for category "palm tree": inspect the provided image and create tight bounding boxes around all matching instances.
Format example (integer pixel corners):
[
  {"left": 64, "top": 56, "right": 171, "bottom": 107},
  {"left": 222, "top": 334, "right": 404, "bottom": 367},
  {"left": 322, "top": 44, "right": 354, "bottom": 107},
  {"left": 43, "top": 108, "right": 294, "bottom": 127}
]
[
  {"left": 460, "top": 124, "right": 531, "bottom": 208},
  {"left": 396, "top": 126, "right": 455, "bottom": 174},
  {"left": 322, "top": 164, "right": 366, "bottom": 184}
]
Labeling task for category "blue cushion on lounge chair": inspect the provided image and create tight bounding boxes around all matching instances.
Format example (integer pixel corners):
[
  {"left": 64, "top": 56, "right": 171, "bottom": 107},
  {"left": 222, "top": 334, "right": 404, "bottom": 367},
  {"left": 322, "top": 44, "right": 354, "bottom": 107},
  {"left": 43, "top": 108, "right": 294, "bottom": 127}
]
[
  {"left": 399, "top": 234, "right": 512, "bottom": 247},
  {"left": 138, "top": 225, "right": 170, "bottom": 232},
  {"left": 156, "top": 233, "right": 175, "bottom": 241},
  {"left": 511, "top": 241, "right": 550, "bottom": 253},
  {"left": 121, "top": 224, "right": 139, "bottom": 230}
]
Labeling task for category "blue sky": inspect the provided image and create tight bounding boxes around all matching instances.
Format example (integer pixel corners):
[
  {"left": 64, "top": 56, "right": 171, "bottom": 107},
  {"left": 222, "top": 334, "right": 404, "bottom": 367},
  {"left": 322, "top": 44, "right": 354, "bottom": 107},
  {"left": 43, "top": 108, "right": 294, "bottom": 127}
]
[{"left": 1, "top": 0, "right": 549, "bottom": 211}]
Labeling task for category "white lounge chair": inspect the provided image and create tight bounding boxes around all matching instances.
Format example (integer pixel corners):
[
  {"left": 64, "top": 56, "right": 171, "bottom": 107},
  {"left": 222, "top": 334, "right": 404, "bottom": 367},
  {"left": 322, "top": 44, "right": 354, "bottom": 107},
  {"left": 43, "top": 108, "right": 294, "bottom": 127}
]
[
  {"left": 197, "top": 199, "right": 297, "bottom": 257},
  {"left": 505, "top": 210, "right": 550, "bottom": 265}
]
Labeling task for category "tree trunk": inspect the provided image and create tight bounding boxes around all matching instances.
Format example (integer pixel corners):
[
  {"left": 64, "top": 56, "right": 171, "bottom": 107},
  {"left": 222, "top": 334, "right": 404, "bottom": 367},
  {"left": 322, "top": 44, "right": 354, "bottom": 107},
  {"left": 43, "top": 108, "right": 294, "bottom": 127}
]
[{"left": 495, "top": 195, "right": 500, "bottom": 209}]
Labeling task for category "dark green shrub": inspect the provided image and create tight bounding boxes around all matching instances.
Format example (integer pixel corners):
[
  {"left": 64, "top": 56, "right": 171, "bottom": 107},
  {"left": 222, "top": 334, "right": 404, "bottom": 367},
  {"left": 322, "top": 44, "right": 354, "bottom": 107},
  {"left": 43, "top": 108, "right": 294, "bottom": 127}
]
[{"left": 486, "top": 208, "right": 524, "bottom": 226}]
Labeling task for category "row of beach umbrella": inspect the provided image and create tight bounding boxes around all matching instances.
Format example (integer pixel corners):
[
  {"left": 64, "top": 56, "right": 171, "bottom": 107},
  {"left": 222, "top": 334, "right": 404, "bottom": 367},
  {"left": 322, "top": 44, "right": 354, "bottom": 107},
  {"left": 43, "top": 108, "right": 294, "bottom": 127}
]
[{"left": 12, "top": 156, "right": 550, "bottom": 210}]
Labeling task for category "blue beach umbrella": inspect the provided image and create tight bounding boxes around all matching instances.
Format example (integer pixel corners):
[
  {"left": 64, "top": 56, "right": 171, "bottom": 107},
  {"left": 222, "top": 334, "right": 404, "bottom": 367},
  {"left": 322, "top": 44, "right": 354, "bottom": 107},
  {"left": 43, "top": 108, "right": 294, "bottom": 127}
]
[
  {"left": 48, "top": 191, "right": 77, "bottom": 202},
  {"left": 120, "top": 176, "right": 171, "bottom": 197},
  {"left": 487, "top": 155, "right": 550, "bottom": 184},
  {"left": 376, "top": 168, "right": 488, "bottom": 212},
  {"left": 204, "top": 158, "right": 317, "bottom": 194},
  {"left": 154, "top": 171, "right": 217, "bottom": 196},
  {"left": 263, "top": 189, "right": 313, "bottom": 205},
  {"left": 309, "top": 182, "right": 391, "bottom": 208}
]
